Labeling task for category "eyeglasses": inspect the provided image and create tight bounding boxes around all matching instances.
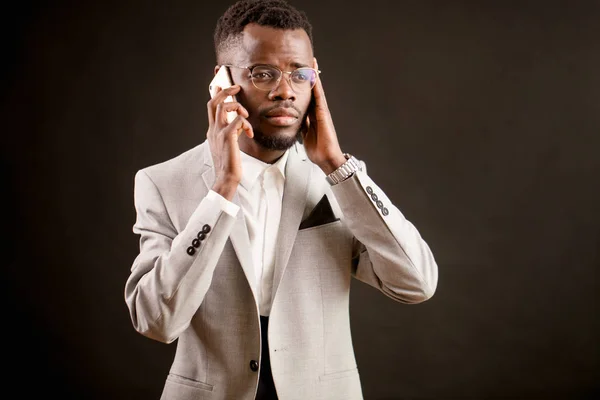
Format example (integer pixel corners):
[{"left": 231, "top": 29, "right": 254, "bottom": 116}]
[{"left": 223, "top": 64, "right": 321, "bottom": 92}]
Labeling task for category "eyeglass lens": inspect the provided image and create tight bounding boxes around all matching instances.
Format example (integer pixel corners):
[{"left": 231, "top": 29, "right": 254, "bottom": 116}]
[{"left": 250, "top": 66, "right": 317, "bottom": 91}]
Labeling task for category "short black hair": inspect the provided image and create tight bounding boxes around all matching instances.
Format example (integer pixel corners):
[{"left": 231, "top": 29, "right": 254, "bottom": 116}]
[{"left": 214, "top": 0, "right": 313, "bottom": 63}]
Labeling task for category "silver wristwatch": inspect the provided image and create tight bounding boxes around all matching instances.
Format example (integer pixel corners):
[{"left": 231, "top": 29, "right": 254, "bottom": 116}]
[{"left": 326, "top": 154, "right": 361, "bottom": 185}]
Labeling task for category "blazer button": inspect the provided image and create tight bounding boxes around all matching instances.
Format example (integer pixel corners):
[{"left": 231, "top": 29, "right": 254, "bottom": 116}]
[
  {"left": 371, "top": 193, "right": 378, "bottom": 202},
  {"left": 366, "top": 186, "right": 373, "bottom": 195},
  {"left": 197, "top": 232, "right": 206, "bottom": 241},
  {"left": 186, "top": 246, "right": 195, "bottom": 256},
  {"left": 376, "top": 200, "right": 384, "bottom": 209},
  {"left": 249, "top": 360, "right": 259, "bottom": 372},
  {"left": 192, "top": 238, "right": 201, "bottom": 248},
  {"left": 202, "top": 224, "right": 211, "bottom": 234},
  {"left": 382, "top": 207, "right": 389, "bottom": 216}
]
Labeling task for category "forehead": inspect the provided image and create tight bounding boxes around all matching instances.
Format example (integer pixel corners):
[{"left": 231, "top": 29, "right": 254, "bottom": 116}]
[{"left": 236, "top": 23, "right": 313, "bottom": 67}]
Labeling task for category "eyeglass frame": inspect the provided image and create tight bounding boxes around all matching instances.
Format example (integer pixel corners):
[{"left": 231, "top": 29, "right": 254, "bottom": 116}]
[{"left": 221, "top": 64, "right": 321, "bottom": 92}]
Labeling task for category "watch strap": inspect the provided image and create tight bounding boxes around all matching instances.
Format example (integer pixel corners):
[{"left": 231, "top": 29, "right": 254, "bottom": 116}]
[{"left": 326, "top": 154, "right": 361, "bottom": 185}]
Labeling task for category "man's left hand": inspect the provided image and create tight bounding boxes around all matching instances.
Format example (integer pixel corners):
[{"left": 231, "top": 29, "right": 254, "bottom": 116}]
[{"left": 301, "top": 57, "right": 347, "bottom": 175}]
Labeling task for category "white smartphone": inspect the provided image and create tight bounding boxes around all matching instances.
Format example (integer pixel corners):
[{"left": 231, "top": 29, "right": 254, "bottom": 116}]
[{"left": 209, "top": 66, "right": 237, "bottom": 123}]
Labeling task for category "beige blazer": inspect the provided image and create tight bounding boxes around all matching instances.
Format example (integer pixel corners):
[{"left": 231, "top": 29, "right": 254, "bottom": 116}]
[{"left": 124, "top": 140, "right": 438, "bottom": 400}]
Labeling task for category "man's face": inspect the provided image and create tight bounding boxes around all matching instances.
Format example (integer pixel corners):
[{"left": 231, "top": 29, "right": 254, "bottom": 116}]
[{"left": 227, "top": 23, "right": 314, "bottom": 151}]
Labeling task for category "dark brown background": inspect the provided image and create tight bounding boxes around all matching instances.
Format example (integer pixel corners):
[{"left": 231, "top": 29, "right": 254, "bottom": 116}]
[{"left": 2, "top": 0, "right": 599, "bottom": 399}]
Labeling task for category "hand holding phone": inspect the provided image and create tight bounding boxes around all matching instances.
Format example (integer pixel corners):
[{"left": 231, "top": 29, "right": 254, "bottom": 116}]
[
  {"left": 206, "top": 66, "right": 253, "bottom": 200},
  {"left": 209, "top": 66, "right": 237, "bottom": 123}
]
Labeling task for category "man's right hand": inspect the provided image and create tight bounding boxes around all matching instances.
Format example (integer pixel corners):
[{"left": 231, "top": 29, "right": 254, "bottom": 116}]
[{"left": 206, "top": 85, "right": 254, "bottom": 200}]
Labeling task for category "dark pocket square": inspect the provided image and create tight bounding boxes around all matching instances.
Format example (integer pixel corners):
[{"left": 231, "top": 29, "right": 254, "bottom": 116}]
[{"left": 299, "top": 195, "right": 339, "bottom": 230}]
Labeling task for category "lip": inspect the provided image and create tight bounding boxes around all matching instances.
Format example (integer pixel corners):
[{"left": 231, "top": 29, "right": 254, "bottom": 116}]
[
  {"left": 264, "top": 107, "right": 299, "bottom": 127},
  {"left": 265, "top": 115, "right": 298, "bottom": 126},
  {"left": 265, "top": 107, "right": 299, "bottom": 118}
]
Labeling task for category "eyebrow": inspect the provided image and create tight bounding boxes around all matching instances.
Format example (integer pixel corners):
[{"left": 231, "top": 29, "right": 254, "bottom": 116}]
[
  {"left": 247, "top": 61, "right": 311, "bottom": 69},
  {"left": 291, "top": 61, "right": 310, "bottom": 68}
]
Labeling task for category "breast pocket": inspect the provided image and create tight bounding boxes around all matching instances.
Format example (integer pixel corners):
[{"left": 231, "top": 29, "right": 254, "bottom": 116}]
[
  {"left": 295, "top": 220, "right": 352, "bottom": 274},
  {"left": 296, "top": 219, "right": 355, "bottom": 279},
  {"left": 285, "top": 220, "right": 349, "bottom": 291}
]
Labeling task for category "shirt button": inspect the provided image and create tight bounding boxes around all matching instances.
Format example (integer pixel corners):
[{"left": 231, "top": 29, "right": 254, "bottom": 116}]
[{"left": 249, "top": 360, "right": 259, "bottom": 372}]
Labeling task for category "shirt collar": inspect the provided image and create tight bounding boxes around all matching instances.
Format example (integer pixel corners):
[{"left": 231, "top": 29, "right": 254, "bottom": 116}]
[{"left": 239, "top": 149, "right": 289, "bottom": 191}]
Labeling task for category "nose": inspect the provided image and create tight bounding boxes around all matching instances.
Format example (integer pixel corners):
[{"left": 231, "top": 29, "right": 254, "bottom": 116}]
[{"left": 268, "top": 73, "right": 296, "bottom": 101}]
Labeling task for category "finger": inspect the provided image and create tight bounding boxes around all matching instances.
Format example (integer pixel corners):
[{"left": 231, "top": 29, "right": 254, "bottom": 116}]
[
  {"left": 303, "top": 114, "right": 311, "bottom": 131},
  {"left": 215, "top": 102, "right": 249, "bottom": 127},
  {"left": 301, "top": 115, "right": 310, "bottom": 141},
  {"left": 311, "top": 58, "right": 328, "bottom": 111},
  {"left": 226, "top": 115, "right": 254, "bottom": 139},
  {"left": 217, "top": 101, "right": 250, "bottom": 122},
  {"left": 213, "top": 84, "right": 240, "bottom": 101},
  {"left": 207, "top": 85, "right": 241, "bottom": 124}
]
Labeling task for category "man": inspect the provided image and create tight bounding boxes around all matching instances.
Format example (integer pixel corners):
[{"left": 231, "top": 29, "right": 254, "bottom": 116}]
[{"left": 124, "top": 1, "right": 438, "bottom": 399}]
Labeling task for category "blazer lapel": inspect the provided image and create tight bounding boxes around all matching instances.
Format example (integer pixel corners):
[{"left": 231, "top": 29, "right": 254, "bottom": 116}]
[
  {"left": 228, "top": 193, "right": 257, "bottom": 297},
  {"left": 201, "top": 148, "right": 258, "bottom": 300},
  {"left": 270, "top": 143, "right": 312, "bottom": 303}
]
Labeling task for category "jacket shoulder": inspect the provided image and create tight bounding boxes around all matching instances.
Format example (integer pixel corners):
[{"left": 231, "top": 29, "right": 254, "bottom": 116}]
[{"left": 137, "top": 141, "right": 209, "bottom": 183}]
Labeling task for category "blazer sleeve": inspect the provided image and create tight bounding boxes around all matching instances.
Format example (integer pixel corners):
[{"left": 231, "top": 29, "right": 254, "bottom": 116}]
[
  {"left": 330, "top": 161, "right": 438, "bottom": 304},
  {"left": 124, "top": 170, "right": 237, "bottom": 343}
]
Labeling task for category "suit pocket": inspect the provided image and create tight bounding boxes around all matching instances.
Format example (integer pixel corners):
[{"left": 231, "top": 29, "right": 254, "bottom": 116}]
[
  {"left": 298, "top": 218, "right": 341, "bottom": 232},
  {"left": 299, "top": 194, "right": 339, "bottom": 229},
  {"left": 319, "top": 367, "right": 359, "bottom": 381},
  {"left": 166, "top": 373, "right": 214, "bottom": 391}
]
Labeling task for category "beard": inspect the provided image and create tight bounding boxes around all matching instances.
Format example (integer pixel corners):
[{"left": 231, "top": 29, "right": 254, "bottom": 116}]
[{"left": 252, "top": 128, "right": 303, "bottom": 151}]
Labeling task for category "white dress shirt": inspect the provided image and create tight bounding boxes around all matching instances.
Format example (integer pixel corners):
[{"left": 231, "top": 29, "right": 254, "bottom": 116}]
[{"left": 207, "top": 149, "right": 289, "bottom": 316}]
